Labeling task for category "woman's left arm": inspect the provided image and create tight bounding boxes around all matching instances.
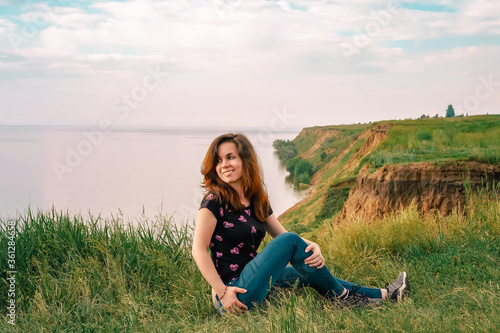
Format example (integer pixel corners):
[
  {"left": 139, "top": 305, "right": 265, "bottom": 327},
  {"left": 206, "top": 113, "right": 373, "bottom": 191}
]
[{"left": 265, "top": 214, "right": 325, "bottom": 269}]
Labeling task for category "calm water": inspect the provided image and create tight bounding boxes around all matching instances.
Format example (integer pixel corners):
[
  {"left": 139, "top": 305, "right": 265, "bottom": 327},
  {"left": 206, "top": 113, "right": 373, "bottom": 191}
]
[{"left": 0, "top": 126, "right": 308, "bottom": 224}]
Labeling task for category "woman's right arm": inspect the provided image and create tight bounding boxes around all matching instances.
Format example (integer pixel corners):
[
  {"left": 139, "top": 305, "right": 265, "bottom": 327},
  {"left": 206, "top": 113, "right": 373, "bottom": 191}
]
[{"left": 191, "top": 208, "right": 248, "bottom": 313}]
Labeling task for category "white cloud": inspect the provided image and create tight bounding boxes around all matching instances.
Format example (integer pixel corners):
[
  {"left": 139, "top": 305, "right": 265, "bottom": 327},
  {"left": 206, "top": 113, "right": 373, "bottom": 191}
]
[
  {"left": 0, "top": 0, "right": 499, "bottom": 127},
  {"left": 463, "top": 0, "right": 499, "bottom": 18},
  {"left": 0, "top": 17, "right": 16, "bottom": 31}
]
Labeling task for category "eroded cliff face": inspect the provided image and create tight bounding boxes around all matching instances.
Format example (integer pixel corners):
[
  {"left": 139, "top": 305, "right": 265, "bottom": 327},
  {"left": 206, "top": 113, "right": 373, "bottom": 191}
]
[{"left": 338, "top": 161, "right": 500, "bottom": 222}]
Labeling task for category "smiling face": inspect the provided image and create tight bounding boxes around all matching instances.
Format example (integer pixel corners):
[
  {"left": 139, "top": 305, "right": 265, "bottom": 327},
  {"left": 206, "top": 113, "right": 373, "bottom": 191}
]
[{"left": 216, "top": 141, "right": 243, "bottom": 187}]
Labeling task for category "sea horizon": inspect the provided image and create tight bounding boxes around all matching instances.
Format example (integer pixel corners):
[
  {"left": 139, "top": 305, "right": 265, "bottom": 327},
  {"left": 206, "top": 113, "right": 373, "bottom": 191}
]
[{"left": 0, "top": 125, "right": 309, "bottom": 223}]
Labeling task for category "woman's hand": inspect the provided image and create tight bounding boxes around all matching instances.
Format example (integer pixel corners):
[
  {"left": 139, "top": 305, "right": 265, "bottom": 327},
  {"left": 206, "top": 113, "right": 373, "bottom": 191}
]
[
  {"left": 220, "top": 286, "right": 248, "bottom": 314},
  {"left": 304, "top": 243, "right": 325, "bottom": 269}
]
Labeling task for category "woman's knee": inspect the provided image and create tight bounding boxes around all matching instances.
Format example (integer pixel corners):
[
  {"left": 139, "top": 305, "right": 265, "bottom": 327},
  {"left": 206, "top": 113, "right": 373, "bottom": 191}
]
[
  {"left": 273, "top": 232, "right": 307, "bottom": 251},
  {"left": 275, "top": 232, "right": 301, "bottom": 243}
]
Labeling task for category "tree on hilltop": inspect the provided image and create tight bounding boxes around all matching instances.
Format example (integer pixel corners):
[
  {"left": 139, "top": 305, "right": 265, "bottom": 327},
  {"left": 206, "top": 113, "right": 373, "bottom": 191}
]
[{"left": 446, "top": 104, "right": 455, "bottom": 118}]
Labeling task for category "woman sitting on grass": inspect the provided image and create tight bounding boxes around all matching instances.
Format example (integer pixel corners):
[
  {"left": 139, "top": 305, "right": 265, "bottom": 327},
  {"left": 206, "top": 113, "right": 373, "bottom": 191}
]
[{"left": 192, "top": 133, "right": 410, "bottom": 315}]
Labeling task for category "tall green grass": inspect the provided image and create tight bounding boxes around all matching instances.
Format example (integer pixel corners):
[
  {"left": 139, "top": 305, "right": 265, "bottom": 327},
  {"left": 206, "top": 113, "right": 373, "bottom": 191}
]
[
  {"left": 0, "top": 209, "right": 204, "bottom": 332},
  {"left": 1, "top": 184, "right": 499, "bottom": 332}
]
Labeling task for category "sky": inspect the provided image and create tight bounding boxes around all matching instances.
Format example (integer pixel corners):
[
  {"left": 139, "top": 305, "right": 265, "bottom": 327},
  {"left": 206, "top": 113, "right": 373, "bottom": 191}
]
[{"left": 0, "top": 0, "right": 499, "bottom": 130}]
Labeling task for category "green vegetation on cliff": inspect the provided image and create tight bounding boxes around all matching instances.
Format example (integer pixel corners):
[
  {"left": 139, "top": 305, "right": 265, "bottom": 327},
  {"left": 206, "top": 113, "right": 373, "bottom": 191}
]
[
  {"left": 277, "top": 114, "right": 500, "bottom": 230},
  {"left": 274, "top": 124, "right": 369, "bottom": 185},
  {"left": 272, "top": 139, "right": 297, "bottom": 162},
  {"left": 292, "top": 123, "right": 368, "bottom": 167},
  {"left": 369, "top": 115, "right": 500, "bottom": 168}
]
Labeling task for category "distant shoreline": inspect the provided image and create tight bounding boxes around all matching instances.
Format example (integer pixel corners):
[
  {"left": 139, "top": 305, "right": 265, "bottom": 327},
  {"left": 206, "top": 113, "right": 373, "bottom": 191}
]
[{"left": 0, "top": 124, "right": 304, "bottom": 135}]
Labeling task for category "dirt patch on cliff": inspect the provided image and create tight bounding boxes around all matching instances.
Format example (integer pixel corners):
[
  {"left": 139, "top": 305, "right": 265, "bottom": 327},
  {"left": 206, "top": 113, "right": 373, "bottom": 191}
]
[
  {"left": 338, "top": 161, "right": 500, "bottom": 222},
  {"left": 337, "top": 124, "right": 390, "bottom": 179}
]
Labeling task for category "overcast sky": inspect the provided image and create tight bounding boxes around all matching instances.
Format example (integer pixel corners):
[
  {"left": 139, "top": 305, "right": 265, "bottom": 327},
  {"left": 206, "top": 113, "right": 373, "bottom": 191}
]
[{"left": 0, "top": 0, "right": 499, "bottom": 129}]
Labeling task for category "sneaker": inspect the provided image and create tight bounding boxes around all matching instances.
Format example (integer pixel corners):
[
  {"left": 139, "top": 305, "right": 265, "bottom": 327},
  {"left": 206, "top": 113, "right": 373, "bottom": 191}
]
[
  {"left": 385, "top": 271, "right": 410, "bottom": 301},
  {"left": 339, "top": 286, "right": 383, "bottom": 309}
]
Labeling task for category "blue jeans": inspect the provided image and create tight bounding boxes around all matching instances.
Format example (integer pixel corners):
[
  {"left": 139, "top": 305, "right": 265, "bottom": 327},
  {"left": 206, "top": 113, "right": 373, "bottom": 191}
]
[{"left": 214, "top": 232, "right": 382, "bottom": 313}]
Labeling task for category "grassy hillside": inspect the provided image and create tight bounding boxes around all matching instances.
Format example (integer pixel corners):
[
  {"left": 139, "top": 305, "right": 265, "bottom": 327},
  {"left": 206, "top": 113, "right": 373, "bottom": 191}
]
[
  {"left": 1, "top": 184, "right": 499, "bottom": 332},
  {"left": 293, "top": 124, "right": 369, "bottom": 166},
  {"left": 279, "top": 114, "right": 500, "bottom": 232}
]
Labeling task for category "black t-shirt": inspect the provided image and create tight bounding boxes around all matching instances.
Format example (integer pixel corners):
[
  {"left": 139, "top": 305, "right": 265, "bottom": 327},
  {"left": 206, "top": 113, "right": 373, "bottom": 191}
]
[{"left": 199, "top": 192, "right": 272, "bottom": 283}]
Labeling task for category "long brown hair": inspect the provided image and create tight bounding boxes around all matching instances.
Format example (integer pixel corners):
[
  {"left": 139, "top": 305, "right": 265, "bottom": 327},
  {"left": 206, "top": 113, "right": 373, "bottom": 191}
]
[{"left": 201, "top": 133, "right": 270, "bottom": 222}]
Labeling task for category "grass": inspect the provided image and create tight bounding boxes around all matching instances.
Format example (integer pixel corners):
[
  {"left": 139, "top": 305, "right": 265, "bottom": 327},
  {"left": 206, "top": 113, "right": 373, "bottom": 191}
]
[
  {"left": 368, "top": 115, "right": 500, "bottom": 168},
  {"left": 279, "top": 191, "right": 325, "bottom": 232},
  {"left": 1, "top": 184, "right": 499, "bottom": 332},
  {"left": 315, "top": 185, "right": 351, "bottom": 221},
  {"left": 318, "top": 138, "right": 366, "bottom": 184}
]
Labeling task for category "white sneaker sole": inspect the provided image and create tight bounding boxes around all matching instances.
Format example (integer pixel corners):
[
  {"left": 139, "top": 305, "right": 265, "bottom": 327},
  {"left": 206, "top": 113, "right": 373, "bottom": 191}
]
[{"left": 397, "top": 272, "right": 408, "bottom": 301}]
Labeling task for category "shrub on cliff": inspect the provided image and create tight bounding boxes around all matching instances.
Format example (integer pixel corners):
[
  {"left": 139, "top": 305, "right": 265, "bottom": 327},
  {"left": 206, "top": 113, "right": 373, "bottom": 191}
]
[
  {"left": 272, "top": 139, "right": 297, "bottom": 162},
  {"left": 286, "top": 157, "right": 313, "bottom": 184}
]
